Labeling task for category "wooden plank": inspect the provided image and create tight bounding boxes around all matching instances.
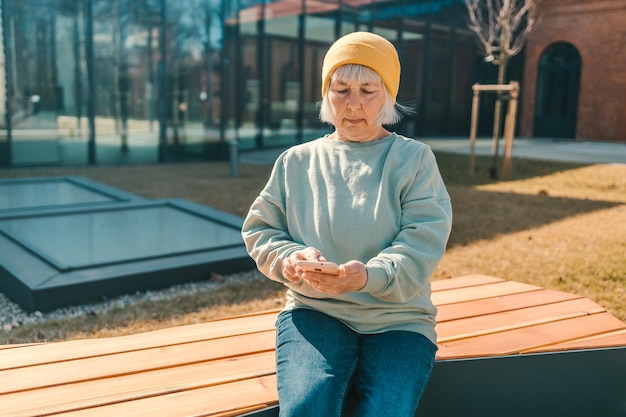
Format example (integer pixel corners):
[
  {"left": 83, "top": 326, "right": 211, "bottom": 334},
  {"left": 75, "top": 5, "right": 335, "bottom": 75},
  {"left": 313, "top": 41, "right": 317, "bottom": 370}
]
[
  {"left": 437, "top": 313, "right": 626, "bottom": 359},
  {"left": 50, "top": 375, "right": 278, "bottom": 417},
  {"left": 523, "top": 329, "right": 626, "bottom": 353},
  {"left": 432, "top": 281, "right": 542, "bottom": 306},
  {"left": 431, "top": 274, "right": 504, "bottom": 291},
  {"left": 4, "top": 351, "right": 275, "bottom": 417},
  {"left": 0, "top": 330, "right": 275, "bottom": 395},
  {"left": 0, "top": 311, "right": 278, "bottom": 371},
  {"left": 436, "top": 298, "right": 605, "bottom": 343},
  {"left": 436, "top": 289, "right": 582, "bottom": 322},
  {"left": 0, "top": 343, "right": 41, "bottom": 350},
  {"left": 210, "top": 405, "right": 274, "bottom": 417}
]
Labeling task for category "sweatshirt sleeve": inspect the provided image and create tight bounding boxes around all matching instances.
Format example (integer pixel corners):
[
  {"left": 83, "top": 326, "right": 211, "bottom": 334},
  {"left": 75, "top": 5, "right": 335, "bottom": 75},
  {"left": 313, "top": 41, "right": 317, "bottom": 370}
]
[
  {"left": 241, "top": 153, "right": 306, "bottom": 284},
  {"left": 361, "top": 146, "right": 452, "bottom": 303}
]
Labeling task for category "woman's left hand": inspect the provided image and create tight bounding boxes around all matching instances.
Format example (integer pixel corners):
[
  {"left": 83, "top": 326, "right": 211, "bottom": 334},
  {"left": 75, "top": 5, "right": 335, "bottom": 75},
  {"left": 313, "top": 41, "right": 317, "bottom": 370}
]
[{"left": 301, "top": 260, "right": 368, "bottom": 295}]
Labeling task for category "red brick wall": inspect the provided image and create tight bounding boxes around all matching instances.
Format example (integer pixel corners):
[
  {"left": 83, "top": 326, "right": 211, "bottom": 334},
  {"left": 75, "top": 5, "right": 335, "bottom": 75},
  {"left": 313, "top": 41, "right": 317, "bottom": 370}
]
[{"left": 520, "top": 0, "right": 626, "bottom": 142}]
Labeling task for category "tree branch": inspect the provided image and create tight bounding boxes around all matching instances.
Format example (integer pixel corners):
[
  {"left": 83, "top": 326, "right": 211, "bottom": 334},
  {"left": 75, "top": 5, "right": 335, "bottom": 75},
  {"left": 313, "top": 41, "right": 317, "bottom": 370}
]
[{"left": 464, "top": 0, "right": 540, "bottom": 65}]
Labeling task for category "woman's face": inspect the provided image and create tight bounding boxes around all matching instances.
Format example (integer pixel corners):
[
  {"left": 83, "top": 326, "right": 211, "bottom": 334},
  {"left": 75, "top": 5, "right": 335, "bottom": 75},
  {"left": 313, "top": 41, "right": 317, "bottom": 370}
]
[{"left": 327, "top": 77, "right": 387, "bottom": 143}]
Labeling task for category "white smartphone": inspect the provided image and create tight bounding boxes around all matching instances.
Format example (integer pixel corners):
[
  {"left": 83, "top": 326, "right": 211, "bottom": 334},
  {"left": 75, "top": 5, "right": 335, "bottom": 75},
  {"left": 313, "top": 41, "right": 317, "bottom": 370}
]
[{"left": 296, "top": 261, "right": 340, "bottom": 275}]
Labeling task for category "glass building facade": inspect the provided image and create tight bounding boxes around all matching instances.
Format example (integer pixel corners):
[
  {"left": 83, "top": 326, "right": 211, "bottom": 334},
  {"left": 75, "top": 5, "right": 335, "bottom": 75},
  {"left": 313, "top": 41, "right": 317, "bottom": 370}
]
[{"left": 0, "top": 0, "right": 494, "bottom": 168}]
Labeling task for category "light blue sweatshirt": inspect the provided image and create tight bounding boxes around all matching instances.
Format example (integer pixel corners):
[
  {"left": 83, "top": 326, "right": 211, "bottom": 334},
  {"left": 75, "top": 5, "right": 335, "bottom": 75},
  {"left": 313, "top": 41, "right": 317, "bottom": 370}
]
[{"left": 241, "top": 133, "right": 452, "bottom": 344}]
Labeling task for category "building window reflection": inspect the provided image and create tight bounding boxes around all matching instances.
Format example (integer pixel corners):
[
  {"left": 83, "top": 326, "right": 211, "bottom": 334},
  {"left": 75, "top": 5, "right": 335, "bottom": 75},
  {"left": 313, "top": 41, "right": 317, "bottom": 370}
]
[{"left": 0, "top": 0, "right": 484, "bottom": 168}]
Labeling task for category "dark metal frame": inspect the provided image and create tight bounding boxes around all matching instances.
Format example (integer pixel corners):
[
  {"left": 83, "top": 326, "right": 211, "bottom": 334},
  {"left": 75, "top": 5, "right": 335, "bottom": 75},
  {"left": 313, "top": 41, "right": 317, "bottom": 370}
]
[
  {"left": 1, "top": 0, "right": 14, "bottom": 167},
  {"left": 238, "top": 346, "right": 626, "bottom": 417}
]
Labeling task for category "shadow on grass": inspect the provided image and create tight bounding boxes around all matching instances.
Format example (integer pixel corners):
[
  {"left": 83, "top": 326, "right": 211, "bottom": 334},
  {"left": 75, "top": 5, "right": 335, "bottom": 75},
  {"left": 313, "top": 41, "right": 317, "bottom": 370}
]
[
  {"left": 446, "top": 187, "right": 620, "bottom": 248},
  {"left": 434, "top": 152, "right": 586, "bottom": 187},
  {"left": 435, "top": 153, "right": 622, "bottom": 248}
]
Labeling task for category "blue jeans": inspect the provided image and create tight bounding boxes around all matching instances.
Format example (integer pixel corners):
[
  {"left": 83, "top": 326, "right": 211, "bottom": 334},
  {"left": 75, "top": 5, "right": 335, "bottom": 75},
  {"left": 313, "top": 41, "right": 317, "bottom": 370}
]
[{"left": 275, "top": 309, "right": 437, "bottom": 417}]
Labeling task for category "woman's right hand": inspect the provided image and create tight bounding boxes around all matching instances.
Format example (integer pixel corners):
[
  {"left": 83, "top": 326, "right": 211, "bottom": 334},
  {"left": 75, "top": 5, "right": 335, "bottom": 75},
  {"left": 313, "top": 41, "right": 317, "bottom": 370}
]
[{"left": 282, "top": 247, "right": 327, "bottom": 283}]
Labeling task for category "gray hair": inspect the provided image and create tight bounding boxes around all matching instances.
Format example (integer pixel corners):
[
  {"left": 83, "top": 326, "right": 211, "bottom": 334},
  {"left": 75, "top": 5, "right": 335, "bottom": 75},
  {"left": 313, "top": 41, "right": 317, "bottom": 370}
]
[{"left": 319, "top": 64, "right": 413, "bottom": 126}]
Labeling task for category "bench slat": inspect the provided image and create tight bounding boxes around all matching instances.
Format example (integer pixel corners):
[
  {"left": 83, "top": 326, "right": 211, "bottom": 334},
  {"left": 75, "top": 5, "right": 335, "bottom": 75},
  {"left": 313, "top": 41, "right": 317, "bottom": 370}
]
[
  {"left": 0, "top": 343, "right": 41, "bottom": 350},
  {"left": 0, "top": 311, "right": 279, "bottom": 371},
  {"left": 4, "top": 351, "right": 275, "bottom": 417},
  {"left": 523, "top": 329, "right": 626, "bottom": 353},
  {"left": 430, "top": 274, "right": 504, "bottom": 291},
  {"left": 50, "top": 375, "right": 278, "bottom": 417},
  {"left": 436, "top": 297, "right": 605, "bottom": 343},
  {"left": 210, "top": 405, "right": 274, "bottom": 417},
  {"left": 0, "top": 331, "right": 275, "bottom": 395},
  {"left": 436, "top": 288, "right": 581, "bottom": 322},
  {"left": 432, "top": 281, "right": 542, "bottom": 306},
  {"left": 437, "top": 313, "right": 626, "bottom": 359}
]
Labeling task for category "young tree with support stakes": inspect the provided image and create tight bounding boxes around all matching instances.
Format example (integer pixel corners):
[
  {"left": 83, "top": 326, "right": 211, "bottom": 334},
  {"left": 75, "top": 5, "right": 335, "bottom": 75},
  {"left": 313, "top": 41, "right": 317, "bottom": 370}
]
[{"left": 464, "top": 0, "right": 540, "bottom": 178}]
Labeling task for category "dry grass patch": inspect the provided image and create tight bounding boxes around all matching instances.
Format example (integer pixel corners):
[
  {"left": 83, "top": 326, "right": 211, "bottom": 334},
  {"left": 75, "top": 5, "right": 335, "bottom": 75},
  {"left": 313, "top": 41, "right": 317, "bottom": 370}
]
[
  {"left": 434, "top": 205, "right": 626, "bottom": 321},
  {"left": 476, "top": 164, "right": 626, "bottom": 203},
  {"left": 436, "top": 161, "right": 626, "bottom": 322}
]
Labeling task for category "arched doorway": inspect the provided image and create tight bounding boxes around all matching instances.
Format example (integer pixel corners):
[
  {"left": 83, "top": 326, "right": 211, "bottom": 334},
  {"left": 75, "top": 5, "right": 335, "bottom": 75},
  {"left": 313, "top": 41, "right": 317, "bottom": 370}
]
[{"left": 533, "top": 42, "right": 581, "bottom": 138}]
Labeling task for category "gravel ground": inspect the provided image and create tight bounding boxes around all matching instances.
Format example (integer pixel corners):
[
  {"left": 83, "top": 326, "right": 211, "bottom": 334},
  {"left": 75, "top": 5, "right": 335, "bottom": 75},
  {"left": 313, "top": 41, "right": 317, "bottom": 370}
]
[{"left": 0, "top": 269, "right": 265, "bottom": 332}]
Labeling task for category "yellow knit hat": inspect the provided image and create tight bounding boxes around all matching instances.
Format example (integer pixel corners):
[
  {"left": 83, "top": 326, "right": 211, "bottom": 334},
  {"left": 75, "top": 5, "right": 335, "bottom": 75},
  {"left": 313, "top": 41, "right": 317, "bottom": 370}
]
[{"left": 321, "top": 31, "right": 401, "bottom": 101}]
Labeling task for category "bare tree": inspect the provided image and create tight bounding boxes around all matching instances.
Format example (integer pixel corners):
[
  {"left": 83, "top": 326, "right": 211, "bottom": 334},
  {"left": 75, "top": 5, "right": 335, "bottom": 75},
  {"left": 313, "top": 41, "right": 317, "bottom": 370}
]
[
  {"left": 189, "top": 0, "right": 223, "bottom": 129},
  {"left": 464, "top": 0, "right": 540, "bottom": 177}
]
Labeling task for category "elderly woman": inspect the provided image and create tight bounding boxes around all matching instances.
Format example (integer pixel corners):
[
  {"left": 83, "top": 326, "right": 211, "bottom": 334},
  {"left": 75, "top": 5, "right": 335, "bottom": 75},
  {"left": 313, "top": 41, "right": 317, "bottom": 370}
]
[{"left": 241, "top": 32, "right": 452, "bottom": 417}]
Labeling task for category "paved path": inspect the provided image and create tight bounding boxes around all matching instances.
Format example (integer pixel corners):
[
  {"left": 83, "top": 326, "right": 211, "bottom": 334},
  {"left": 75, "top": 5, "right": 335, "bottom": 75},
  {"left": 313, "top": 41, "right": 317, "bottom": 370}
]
[
  {"left": 241, "top": 137, "right": 626, "bottom": 166},
  {"left": 422, "top": 137, "right": 626, "bottom": 165}
]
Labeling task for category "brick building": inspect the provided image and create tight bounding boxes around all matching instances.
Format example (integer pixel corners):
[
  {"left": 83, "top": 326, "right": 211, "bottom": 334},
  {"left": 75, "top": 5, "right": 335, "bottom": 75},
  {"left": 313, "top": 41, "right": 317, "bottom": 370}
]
[{"left": 520, "top": 0, "right": 626, "bottom": 143}]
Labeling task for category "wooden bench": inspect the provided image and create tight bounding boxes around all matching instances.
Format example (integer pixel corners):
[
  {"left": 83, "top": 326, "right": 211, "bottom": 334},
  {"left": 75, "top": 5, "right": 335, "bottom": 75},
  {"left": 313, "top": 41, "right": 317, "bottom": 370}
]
[{"left": 1, "top": 274, "right": 625, "bottom": 417}]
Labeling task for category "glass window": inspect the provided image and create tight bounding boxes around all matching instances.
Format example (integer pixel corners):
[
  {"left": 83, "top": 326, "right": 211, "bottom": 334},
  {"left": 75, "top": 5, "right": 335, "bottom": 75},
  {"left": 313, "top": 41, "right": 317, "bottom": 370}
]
[
  {"left": 0, "top": 0, "right": 497, "bottom": 166},
  {"left": 90, "top": 0, "right": 162, "bottom": 164},
  {"left": 264, "top": 4, "right": 301, "bottom": 147},
  {"left": 2, "top": 1, "right": 89, "bottom": 166},
  {"left": 166, "top": 0, "right": 229, "bottom": 161}
]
